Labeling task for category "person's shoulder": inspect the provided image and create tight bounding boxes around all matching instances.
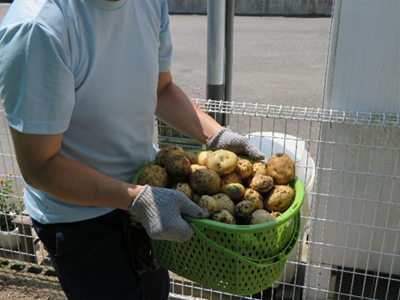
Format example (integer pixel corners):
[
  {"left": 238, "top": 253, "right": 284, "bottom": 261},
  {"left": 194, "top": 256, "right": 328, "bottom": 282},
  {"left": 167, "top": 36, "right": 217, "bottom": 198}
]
[
  {"left": 2, "top": 0, "right": 54, "bottom": 25},
  {"left": 1, "top": 0, "right": 69, "bottom": 41}
]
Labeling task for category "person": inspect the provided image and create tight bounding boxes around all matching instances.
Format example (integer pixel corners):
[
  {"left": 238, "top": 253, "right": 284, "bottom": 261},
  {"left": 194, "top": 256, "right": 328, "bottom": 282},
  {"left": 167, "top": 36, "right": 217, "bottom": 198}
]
[{"left": 0, "top": 0, "right": 264, "bottom": 299}]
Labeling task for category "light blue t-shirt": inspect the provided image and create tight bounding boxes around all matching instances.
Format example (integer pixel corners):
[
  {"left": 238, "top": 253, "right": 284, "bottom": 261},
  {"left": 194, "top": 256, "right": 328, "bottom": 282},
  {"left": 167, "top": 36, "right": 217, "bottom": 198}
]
[{"left": 0, "top": 0, "right": 172, "bottom": 223}]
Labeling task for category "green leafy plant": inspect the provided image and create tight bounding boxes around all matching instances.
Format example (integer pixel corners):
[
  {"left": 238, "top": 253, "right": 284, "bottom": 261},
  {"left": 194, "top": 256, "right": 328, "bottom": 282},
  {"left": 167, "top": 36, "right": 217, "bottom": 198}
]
[{"left": 0, "top": 173, "right": 24, "bottom": 231}]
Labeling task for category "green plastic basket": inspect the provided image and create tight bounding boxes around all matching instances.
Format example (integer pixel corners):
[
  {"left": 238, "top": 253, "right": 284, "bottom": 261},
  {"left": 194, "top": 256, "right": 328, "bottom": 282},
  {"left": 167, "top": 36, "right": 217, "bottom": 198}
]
[
  {"left": 153, "top": 212, "right": 301, "bottom": 295},
  {"left": 132, "top": 153, "right": 305, "bottom": 295}
]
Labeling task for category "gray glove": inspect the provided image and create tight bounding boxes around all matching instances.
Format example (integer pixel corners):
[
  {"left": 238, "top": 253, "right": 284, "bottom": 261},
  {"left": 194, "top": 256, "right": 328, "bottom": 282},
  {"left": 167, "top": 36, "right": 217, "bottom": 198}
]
[
  {"left": 207, "top": 128, "right": 265, "bottom": 161},
  {"left": 130, "top": 185, "right": 209, "bottom": 242}
]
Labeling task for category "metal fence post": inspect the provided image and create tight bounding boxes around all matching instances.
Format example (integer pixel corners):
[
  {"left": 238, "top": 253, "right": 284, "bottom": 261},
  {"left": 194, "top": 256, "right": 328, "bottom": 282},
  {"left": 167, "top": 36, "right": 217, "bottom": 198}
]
[{"left": 207, "top": 0, "right": 235, "bottom": 126}]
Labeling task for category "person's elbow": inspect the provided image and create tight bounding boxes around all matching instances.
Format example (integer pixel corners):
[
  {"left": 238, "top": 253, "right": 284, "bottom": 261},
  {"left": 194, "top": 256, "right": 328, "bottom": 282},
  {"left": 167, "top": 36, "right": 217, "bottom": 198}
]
[{"left": 9, "top": 127, "right": 63, "bottom": 191}]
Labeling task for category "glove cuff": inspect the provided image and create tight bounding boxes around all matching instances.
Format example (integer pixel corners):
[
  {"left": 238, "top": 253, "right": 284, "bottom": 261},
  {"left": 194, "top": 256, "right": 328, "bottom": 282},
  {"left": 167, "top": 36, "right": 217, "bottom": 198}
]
[
  {"left": 130, "top": 185, "right": 157, "bottom": 218},
  {"left": 206, "top": 127, "right": 230, "bottom": 150}
]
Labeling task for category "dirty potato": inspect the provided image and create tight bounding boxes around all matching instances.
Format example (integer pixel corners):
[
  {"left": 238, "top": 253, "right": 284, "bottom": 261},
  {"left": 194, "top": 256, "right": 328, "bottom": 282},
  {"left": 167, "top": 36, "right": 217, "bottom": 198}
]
[
  {"left": 249, "top": 174, "right": 274, "bottom": 193},
  {"left": 198, "top": 195, "right": 218, "bottom": 215},
  {"left": 189, "top": 169, "right": 221, "bottom": 195},
  {"left": 211, "top": 193, "right": 236, "bottom": 215},
  {"left": 252, "top": 161, "right": 268, "bottom": 176},
  {"left": 235, "top": 157, "right": 254, "bottom": 179},
  {"left": 192, "top": 194, "right": 202, "bottom": 204},
  {"left": 243, "top": 188, "right": 264, "bottom": 210},
  {"left": 206, "top": 149, "right": 238, "bottom": 176},
  {"left": 264, "top": 185, "right": 296, "bottom": 213},
  {"left": 223, "top": 183, "right": 246, "bottom": 202},
  {"left": 171, "top": 182, "right": 194, "bottom": 200},
  {"left": 235, "top": 200, "right": 256, "bottom": 219},
  {"left": 271, "top": 211, "right": 282, "bottom": 218},
  {"left": 164, "top": 155, "right": 192, "bottom": 177},
  {"left": 248, "top": 209, "right": 276, "bottom": 224},
  {"left": 137, "top": 164, "right": 168, "bottom": 188},
  {"left": 266, "top": 153, "right": 295, "bottom": 185},
  {"left": 155, "top": 145, "right": 185, "bottom": 167},
  {"left": 220, "top": 172, "right": 242, "bottom": 192},
  {"left": 184, "top": 151, "right": 198, "bottom": 164},
  {"left": 211, "top": 210, "right": 236, "bottom": 225}
]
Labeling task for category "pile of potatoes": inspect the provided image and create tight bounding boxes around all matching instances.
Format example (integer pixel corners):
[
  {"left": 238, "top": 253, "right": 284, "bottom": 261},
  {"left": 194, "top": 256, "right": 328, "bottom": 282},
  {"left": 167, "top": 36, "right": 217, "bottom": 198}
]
[{"left": 136, "top": 145, "right": 296, "bottom": 225}]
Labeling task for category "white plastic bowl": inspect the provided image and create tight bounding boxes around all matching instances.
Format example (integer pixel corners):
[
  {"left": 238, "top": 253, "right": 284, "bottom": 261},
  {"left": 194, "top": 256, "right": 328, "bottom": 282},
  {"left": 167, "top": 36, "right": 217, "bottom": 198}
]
[{"left": 248, "top": 132, "right": 316, "bottom": 287}]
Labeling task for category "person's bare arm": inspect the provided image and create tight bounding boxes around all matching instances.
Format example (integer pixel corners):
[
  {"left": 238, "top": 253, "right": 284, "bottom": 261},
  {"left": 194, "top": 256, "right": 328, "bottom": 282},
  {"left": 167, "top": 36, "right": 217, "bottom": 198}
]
[
  {"left": 155, "top": 71, "right": 222, "bottom": 144},
  {"left": 9, "top": 128, "right": 141, "bottom": 210}
]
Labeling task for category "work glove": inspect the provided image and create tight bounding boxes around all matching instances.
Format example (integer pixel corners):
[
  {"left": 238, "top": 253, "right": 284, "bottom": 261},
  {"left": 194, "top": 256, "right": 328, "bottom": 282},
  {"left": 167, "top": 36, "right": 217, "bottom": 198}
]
[
  {"left": 206, "top": 128, "right": 265, "bottom": 161},
  {"left": 129, "top": 185, "right": 209, "bottom": 242}
]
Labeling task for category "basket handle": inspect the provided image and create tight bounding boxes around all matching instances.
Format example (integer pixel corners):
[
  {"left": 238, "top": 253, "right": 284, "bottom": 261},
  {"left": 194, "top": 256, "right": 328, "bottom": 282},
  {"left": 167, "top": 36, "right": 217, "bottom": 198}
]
[{"left": 189, "top": 213, "right": 300, "bottom": 267}]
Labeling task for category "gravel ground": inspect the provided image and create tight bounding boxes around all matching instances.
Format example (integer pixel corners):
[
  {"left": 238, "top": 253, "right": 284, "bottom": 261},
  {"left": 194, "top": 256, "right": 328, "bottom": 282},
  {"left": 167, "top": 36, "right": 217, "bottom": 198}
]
[{"left": 0, "top": 274, "right": 65, "bottom": 300}]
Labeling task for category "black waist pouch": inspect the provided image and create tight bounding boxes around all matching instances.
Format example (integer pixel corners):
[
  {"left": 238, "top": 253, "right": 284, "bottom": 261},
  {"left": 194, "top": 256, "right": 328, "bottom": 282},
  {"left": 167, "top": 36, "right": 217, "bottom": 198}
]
[{"left": 122, "top": 213, "right": 159, "bottom": 274}]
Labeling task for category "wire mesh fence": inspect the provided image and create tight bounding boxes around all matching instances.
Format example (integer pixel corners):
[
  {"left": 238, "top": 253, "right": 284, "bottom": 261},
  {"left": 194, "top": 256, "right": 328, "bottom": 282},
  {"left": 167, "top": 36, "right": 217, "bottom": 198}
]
[{"left": 0, "top": 99, "right": 399, "bottom": 300}]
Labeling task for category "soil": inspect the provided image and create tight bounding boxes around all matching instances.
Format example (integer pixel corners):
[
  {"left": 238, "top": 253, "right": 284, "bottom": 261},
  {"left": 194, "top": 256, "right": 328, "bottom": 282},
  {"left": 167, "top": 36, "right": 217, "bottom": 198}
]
[{"left": 0, "top": 273, "right": 66, "bottom": 300}]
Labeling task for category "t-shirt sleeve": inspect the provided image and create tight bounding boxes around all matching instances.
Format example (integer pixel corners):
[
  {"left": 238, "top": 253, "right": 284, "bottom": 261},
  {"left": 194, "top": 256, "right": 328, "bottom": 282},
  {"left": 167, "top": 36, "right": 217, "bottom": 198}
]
[
  {"left": 0, "top": 22, "right": 75, "bottom": 134},
  {"left": 158, "top": 0, "right": 172, "bottom": 73}
]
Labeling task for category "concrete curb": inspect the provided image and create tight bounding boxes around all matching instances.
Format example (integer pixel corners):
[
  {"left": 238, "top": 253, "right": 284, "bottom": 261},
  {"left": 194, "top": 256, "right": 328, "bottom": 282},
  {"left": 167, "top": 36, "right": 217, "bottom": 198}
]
[
  {"left": 1, "top": 2, "right": 333, "bottom": 17},
  {"left": 168, "top": 0, "right": 333, "bottom": 16}
]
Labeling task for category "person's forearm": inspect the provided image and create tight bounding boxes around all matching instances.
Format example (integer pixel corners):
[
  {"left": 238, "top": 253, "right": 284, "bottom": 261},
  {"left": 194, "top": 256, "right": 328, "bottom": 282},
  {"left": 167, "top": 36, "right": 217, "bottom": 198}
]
[
  {"left": 155, "top": 82, "right": 222, "bottom": 144},
  {"left": 20, "top": 151, "right": 141, "bottom": 211}
]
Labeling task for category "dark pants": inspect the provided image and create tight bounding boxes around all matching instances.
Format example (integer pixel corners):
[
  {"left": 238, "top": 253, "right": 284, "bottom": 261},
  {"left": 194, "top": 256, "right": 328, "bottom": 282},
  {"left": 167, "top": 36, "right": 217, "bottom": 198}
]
[{"left": 32, "top": 210, "right": 170, "bottom": 300}]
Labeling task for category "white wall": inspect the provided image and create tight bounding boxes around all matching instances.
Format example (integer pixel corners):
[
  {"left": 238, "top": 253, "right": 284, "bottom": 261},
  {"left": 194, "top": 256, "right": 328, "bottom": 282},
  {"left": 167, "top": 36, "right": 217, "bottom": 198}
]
[{"left": 306, "top": 0, "right": 400, "bottom": 298}]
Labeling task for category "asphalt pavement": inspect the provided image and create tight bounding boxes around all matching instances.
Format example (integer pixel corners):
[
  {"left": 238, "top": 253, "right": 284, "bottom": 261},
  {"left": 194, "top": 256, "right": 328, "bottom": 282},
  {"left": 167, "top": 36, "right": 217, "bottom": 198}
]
[{"left": 168, "top": 14, "right": 332, "bottom": 109}]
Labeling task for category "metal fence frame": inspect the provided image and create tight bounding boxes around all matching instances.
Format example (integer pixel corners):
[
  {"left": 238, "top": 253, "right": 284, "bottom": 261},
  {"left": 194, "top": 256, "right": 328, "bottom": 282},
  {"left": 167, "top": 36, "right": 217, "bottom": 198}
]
[{"left": 1, "top": 100, "right": 399, "bottom": 300}]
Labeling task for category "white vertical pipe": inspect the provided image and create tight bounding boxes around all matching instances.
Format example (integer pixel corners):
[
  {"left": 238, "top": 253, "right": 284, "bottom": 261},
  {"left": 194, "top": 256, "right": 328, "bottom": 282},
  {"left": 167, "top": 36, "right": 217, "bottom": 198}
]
[{"left": 207, "top": 0, "right": 226, "bottom": 124}]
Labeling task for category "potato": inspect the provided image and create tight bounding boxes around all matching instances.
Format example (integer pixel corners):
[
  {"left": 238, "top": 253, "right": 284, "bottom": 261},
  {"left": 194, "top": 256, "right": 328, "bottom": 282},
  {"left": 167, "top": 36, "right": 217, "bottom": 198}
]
[
  {"left": 271, "top": 211, "right": 282, "bottom": 218},
  {"left": 211, "top": 210, "right": 236, "bottom": 225},
  {"left": 249, "top": 174, "right": 274, "bottom": 193},
  {"left": 193, "top": 194, "right": 202, "bottom": 204},
  {"left": 220, "top": 172, "right": 242, "bottom": 192},
  {"left": 243, "top": 188, "right": 264, "bottom": 210},
  {"left": 164, "top": 155, "right": 192, "bottom": 177},
  {"left": 235, "top": 157, "right": 253, "bottom": 179},
  {"left": 155, "top": 145, "right": 185, "bottom": 167},
  {"left": 266, "top": 153, "right": 295, "bottom": 185},
  {"left": 252, "top": 161, "right": 268, "bottom": 176},
  {"left": 184, "top": 151, "right": 198, "bottom": 164},
  {"left": 190, "top": 164, "right": 208, "bottom": 173},
  {"left": 171, "top": 182, "right": 193, "bottom": 200},
  {"left": 206, "top": 149, "right": 238, "bottom": 176},
  {"left": 235, "top": 200, "right": 256, "bottom": 219},
  {"left": 243, "top": 188, "right": 263, "bottom": 202},
  {"left": 196, "top": 151, "right": 211, "bottom": 166},
  {"left": 264, "top": 185, "right": 295, "bottom": 213},
  {"left": 198, "top": 195, "right": 218, "bottom": 215},
  {"left": 189, "top": 169, "right": 221, "bottom": 195},
  {"left": 137, "top": 165, "right": 168, "bottom": 188},
  {"left": 211, "top": 193, "right": 235, "bottom": 215},
  {"left": 223, "top": 183, "right": 246, "bottom": 202},
  {"left": 248, "top": 209, "right": 276, "bottom": 224}
]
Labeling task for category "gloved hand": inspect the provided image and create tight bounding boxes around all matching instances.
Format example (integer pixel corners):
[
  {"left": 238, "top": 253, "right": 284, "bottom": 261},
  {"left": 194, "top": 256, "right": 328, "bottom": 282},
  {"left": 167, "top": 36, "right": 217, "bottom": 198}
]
[
  {"left": 129, "top": 185, "right": 209, "bottom": 242},
  {"left": 207, "top": 128, "right": 265, "bottom": 161}
]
